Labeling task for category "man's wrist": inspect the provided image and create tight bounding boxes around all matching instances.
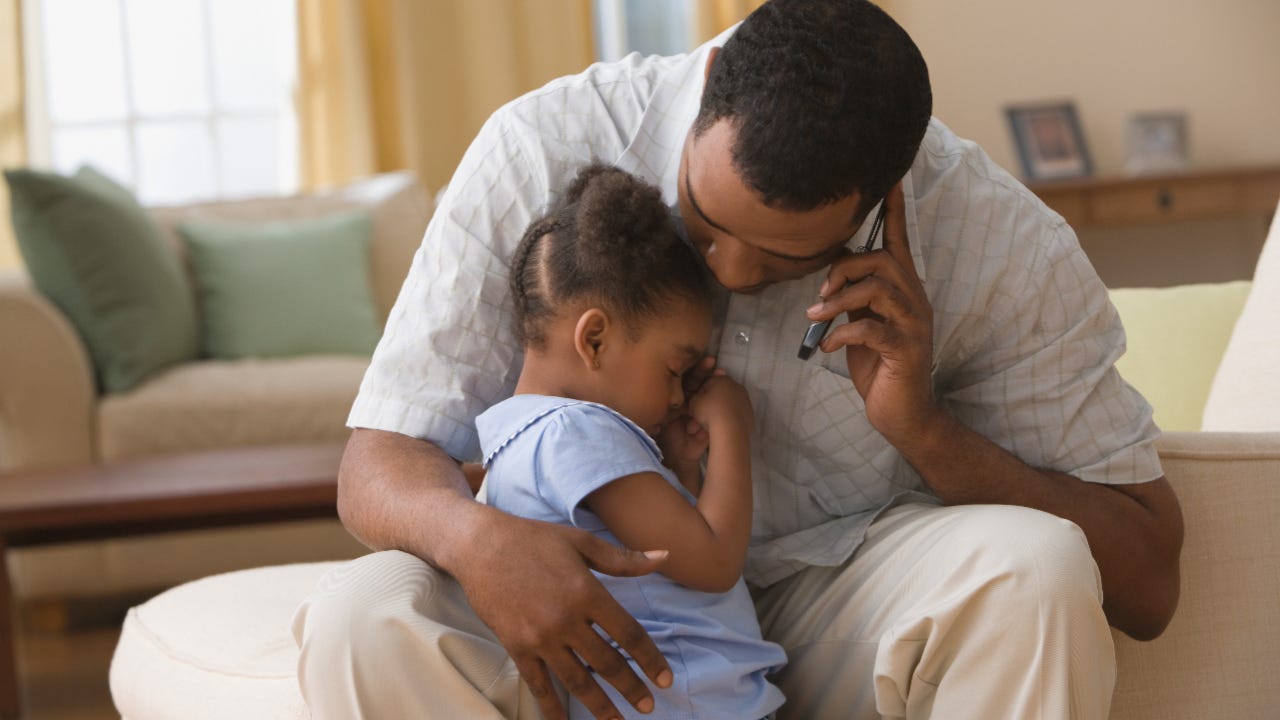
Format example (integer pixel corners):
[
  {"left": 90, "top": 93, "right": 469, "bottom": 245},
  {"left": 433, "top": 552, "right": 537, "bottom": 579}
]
[
  {"left": 424, "top": 492, "right": 494, "bottom": 578},
  {"left": 890, "top": 402, "right": 962, "bottom": 474}
]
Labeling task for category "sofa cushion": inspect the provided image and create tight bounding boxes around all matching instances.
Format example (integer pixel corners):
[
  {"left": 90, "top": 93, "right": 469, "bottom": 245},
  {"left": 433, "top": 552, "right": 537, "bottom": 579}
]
[
  {"left": 97, "top": 356, "right": 368, "bottom": 463},
  {"left": 109, "top": 562, "right": 336, "bottom": 720},
  {"left": 150, "top": 171, "right": 431, "bottom": 322},
  {"left": 1202, "top": 200, "right": 1280, "bottom": 430},
  {"left": 1109, "top": 280, "right": 1251, "bottom": 431},
  {"left": 4, "top": 166, "right": 198, "bottom": 393},
  {"left": 179, "top": 212, "right": 382, "bottom": 359}
]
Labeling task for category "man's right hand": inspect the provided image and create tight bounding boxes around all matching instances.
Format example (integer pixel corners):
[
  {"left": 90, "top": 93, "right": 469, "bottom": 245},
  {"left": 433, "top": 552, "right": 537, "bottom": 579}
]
[{"left": 445, "top": 503, "right": 674, "bottom": 720}]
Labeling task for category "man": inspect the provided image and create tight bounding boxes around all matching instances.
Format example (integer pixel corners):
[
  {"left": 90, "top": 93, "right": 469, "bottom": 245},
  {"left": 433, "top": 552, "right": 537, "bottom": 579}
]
[{"left": 294, "top": 2, "right": 1183, "bottom": 718}]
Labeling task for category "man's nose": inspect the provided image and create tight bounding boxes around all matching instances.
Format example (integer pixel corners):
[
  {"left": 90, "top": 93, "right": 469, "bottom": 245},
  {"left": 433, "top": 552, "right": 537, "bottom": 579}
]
[{"left": 703, "top": 236, "right": 765, "bottom": 292}]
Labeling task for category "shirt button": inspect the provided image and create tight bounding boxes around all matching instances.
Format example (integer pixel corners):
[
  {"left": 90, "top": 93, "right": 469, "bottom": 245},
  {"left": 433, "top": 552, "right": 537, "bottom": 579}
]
[{"left": 735, "top": 331, "right": 750, "bottom": 346}]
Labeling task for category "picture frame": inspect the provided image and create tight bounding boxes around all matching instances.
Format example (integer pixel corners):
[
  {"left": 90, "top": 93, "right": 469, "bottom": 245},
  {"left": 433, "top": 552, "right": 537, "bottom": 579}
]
[
  {"left": 1005, "top": 101, "right": 1093, "bottom": 182},
  {"left": 1125, "top": 112, "right": 1189, "bottom": 175}
]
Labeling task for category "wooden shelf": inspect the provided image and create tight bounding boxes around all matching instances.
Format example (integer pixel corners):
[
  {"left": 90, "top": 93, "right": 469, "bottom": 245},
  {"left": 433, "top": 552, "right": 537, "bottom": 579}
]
[{"left": 1028, "top": 165, "right": 1280, "bottom": 230}]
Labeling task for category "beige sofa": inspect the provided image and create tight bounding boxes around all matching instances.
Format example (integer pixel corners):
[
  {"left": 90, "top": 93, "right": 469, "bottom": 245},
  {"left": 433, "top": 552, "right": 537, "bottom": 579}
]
[
  {"left": 109, "top": 203, "right": 1280, "bottom": 718},
  {"left": 0, "top": 171, "right": 430, "bottom": 599}
]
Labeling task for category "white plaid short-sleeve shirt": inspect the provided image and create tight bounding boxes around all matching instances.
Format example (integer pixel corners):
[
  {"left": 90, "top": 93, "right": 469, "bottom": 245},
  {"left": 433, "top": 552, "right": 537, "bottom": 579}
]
[{"left": 349, "top": 31, "right": 1163, "bottom": 588}]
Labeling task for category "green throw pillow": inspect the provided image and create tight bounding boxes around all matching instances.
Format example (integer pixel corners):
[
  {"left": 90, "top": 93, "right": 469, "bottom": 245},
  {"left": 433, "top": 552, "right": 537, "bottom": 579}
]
[
  {"left": 4, "top": 166, "right": 198, "bottom": 393},
  {"left": 178, "top": 212, "right": 381, "bottom": 359}
]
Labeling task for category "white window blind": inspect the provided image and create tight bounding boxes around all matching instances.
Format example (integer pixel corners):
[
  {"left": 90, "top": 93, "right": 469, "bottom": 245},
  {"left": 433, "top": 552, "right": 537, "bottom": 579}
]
[
  {"left": 593, "top": 0, "right": 698, "bottom": 62},
  {"left": 23, "top": 0, "right": 298, "bottom": 205}
]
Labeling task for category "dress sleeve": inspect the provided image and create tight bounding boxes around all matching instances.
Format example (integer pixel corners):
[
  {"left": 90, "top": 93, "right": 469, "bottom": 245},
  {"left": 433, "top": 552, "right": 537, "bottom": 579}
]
[{"left": 533, "top": 405, "right": 670, "bottom": 530}]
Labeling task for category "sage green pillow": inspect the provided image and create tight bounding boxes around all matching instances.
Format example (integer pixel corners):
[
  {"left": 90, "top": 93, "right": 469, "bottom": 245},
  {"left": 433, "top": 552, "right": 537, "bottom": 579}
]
[
  {"left": 4, "top": 166, "right": 198, "bottom": 393},
  {"left": 178, "top": 212, "right": 381, "bottom": 359}
]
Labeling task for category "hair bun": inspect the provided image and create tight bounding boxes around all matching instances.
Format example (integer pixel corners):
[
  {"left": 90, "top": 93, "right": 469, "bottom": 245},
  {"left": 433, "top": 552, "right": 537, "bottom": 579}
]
[{"left": 569, "top": 162, "right": 674, "bottom": 265}]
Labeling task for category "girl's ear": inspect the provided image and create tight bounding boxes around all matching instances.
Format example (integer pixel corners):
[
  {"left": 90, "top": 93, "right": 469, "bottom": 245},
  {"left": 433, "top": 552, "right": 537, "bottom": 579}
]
[{"left": 573, "top": 308, "right": 610, "bottom": 370}]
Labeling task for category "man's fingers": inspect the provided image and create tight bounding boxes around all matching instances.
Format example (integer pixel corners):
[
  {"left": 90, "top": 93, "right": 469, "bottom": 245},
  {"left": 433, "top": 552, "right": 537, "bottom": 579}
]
[
  {"left": 544, "top": 648, "right": 623, "bottom": 720},
  {"left": 513, "top": 655, "right": 568, "bottom": 720},
  {"left": 821, "top": 315, "right": 906, "bottom": 357},
  {"left": 828, "top": 277, "right": 914, "bottom": 327},
  {"left": 574, "top": 534, "right": 672, "bottom": 690},
  {"left": 572, "top": 625, "right": 657, "bottom": 715},
  {"left": 579, "top": 532, "right": 667, "bottom": 578},
  {"left": 808, "top": 273, "right": 917, "bottom": 329},
  {"left": 592, "top": 598, "right": 674, "bottom": 692}
]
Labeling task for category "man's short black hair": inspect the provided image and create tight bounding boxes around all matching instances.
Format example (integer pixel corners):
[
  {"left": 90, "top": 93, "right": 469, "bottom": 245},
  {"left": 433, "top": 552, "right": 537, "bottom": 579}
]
[{"left": 694, "top": 0, "right": 932, "bottom": 217}]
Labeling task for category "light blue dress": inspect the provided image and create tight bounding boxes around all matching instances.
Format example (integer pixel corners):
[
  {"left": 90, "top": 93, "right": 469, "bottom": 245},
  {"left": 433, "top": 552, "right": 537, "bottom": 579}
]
[{"left": 477, "top": 394, "right": 786, "bottom": 720}]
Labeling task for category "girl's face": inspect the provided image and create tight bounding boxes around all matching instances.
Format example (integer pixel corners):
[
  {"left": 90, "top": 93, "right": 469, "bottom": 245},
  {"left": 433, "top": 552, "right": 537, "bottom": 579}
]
[{"left": 599, "top": 300, "right": 713, "bottom": 437}]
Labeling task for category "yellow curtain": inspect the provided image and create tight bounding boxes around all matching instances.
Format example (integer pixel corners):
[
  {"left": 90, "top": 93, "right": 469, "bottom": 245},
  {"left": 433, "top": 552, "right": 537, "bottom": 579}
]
[
  {"left": 696, "top": 0, "right": 767, "bottom": 42},
  {"left": 297, "top": 0, "right": 596, "bottom": 195},
  {"left": 0, "top": 0, "right": 26, "bottom": 270}
]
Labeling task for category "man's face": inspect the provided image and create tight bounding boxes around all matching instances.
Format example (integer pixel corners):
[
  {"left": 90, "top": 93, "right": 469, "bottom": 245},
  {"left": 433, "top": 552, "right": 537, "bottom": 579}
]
[{"left": 676, "top": 119, "right": 867, "bottom": 293}]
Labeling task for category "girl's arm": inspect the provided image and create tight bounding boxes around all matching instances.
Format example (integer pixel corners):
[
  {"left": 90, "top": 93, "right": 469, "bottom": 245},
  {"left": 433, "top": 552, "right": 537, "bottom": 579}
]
[{"left": 585, "top": 376, "right": 754, "bottom": 593}]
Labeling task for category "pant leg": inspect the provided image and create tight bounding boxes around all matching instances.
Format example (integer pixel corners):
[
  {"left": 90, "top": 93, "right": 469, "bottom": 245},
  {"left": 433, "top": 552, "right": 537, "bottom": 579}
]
[
  {"left": 291, "top": 549, "right": 553, "bottom": 720},
  {"left": 754, "top": 503, "right": 1115, "bottom": 720}
]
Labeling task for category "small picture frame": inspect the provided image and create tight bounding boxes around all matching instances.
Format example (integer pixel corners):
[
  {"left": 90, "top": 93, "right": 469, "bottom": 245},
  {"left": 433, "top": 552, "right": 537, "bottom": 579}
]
[
  {"left": 1126, "top": 112, "right": 1189, "bottom": 175},
  {"left": 1005, "top": 101, "right": 1093, "bottom": 182}
]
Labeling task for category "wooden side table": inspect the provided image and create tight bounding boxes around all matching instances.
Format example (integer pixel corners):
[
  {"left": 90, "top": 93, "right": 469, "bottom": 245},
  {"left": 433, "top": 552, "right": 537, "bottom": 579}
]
[
  {"left": 0, "top": 443, "right": 345, "bottom": 720},
  {"left": 1028, "top": 165, "right": 1280, "bottom": 230}
]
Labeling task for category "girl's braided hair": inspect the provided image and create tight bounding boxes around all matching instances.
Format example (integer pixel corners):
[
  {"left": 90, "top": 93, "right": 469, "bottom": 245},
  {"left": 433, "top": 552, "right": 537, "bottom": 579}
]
[{"left": 510, "top": 163, "right": 712, "bottom": 350}]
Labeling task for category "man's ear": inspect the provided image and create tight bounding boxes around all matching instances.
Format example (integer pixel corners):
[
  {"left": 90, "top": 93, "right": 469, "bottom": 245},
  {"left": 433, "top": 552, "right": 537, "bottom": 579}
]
[
  {"left": 573, "top": 308, "right": 611, "bottom": 370},
  {"left": 704, "top": 46, "right": 719, "bottom": 81}
]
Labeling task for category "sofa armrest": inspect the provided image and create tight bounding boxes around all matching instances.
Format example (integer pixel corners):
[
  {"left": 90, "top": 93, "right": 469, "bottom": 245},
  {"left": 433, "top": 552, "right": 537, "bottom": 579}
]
[
  {"left": 0, "top": 270, "right": 96, "bottom": 472},
  {"left": 1111, "top": 430, "right": 1280, "bottom": 719}
]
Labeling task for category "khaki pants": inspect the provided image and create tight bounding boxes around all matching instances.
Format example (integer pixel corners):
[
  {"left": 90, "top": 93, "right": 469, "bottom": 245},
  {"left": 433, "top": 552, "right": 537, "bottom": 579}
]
[{"left": 292, "top": 503, "right": 1115, "bottom": 719}]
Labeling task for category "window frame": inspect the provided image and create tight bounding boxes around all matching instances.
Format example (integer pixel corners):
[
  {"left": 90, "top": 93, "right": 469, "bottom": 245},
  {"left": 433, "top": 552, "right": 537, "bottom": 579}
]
[{"left": 21, "top": 0, "right": 299, "bottom": 204}]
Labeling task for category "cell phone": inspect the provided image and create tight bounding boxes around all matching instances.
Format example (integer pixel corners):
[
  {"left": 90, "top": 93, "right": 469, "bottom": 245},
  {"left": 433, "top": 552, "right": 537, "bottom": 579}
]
[{"left": 796, "top": 202, "right": 887, "bottom": 360}]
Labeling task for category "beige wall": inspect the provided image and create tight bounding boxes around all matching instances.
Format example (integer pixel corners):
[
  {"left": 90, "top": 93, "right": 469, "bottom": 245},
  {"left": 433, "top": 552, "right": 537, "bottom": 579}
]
[
  {"left": 888, "top": 0, "right": 1280, "bottom": 287},
  {"left": 888, "top": 0, "right": 1280, "bottom": 178}
]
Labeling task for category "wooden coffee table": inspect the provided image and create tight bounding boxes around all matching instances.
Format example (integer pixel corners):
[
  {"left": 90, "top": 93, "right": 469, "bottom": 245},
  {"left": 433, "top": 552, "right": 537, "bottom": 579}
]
[{"left": 0, "top": 443, "right": 345, "bottom": 720}]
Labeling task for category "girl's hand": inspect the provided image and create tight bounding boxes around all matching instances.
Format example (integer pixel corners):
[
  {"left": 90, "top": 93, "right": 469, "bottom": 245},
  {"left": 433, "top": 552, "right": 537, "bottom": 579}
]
[
  {"left": 657, "top": 412, "right": 710, "bottom": 470},
  {"left": 688, "top": 371, "right": 754, "bottom": 438}
]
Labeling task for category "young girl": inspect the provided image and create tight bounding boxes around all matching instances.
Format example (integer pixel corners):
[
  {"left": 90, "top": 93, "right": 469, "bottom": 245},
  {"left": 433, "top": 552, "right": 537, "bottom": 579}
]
[{"left": 476, "top": 163, "right": 785, "bottom": 719}]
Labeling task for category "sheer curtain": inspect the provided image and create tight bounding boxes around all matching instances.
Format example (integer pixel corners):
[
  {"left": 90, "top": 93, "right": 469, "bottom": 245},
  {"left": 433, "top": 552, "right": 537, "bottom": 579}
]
[
  {"left": 0, "top": 0, "right": 26, "bottom": 269},
  {"left": 297, "top": 0, "right": 596, "bottom": 194}
]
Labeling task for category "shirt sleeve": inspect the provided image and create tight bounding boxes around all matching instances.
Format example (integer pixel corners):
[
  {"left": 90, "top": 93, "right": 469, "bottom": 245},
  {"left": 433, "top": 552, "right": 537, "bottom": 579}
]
[
  {"left": 938, "top": 218, "right": 1163, "bottom": 486},
  {"left": 346, "top": 67, "right": 648, "bottom": 462},
  {"left": 533, "top": 405, "right": 670, "bottom": 531},
  {"left": 346, "top": 107, "right": 548, "bottom": 462}
]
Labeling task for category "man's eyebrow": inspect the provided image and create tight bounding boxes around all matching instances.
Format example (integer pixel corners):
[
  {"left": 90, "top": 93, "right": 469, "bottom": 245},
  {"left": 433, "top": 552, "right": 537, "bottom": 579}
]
[
  {"left": 685, "top": 170, "right": 732, "bottom": 235},
  {"left": 685, "top": 166, "right": 846, "bottom": 263}
]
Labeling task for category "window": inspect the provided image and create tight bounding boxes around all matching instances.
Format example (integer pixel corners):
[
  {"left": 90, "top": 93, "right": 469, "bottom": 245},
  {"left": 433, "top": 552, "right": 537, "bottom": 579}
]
[
  {"left": 23, "top": 0, "right": 298, "bottom": 205},
  {"left": 593, "top": 0, "right": 698, "bottom": 62}
]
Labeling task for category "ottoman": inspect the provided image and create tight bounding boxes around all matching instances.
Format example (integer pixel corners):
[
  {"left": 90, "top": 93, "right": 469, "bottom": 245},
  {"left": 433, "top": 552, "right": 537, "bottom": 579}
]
[{"left": 109, "top": 562, "right": 338, "bottom": 719}]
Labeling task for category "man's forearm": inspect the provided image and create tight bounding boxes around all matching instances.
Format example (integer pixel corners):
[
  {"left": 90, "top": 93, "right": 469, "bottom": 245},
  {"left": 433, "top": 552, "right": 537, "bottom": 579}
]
[
  {"left": 337, "top": 427, "right": 486, "bottom": 573},
  {"left": 901, "top": 410, "right": 1184, "bottom": 640}
]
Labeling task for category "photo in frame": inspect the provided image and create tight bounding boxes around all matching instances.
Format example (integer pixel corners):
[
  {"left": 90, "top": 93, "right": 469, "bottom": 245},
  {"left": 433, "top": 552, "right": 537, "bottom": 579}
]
[
  {"left": 1005, "top": 102, "right": 1094, "bottom": 182},
  {"left": 1126, "top": 112, "right": 1190, "bottom": 175}
]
